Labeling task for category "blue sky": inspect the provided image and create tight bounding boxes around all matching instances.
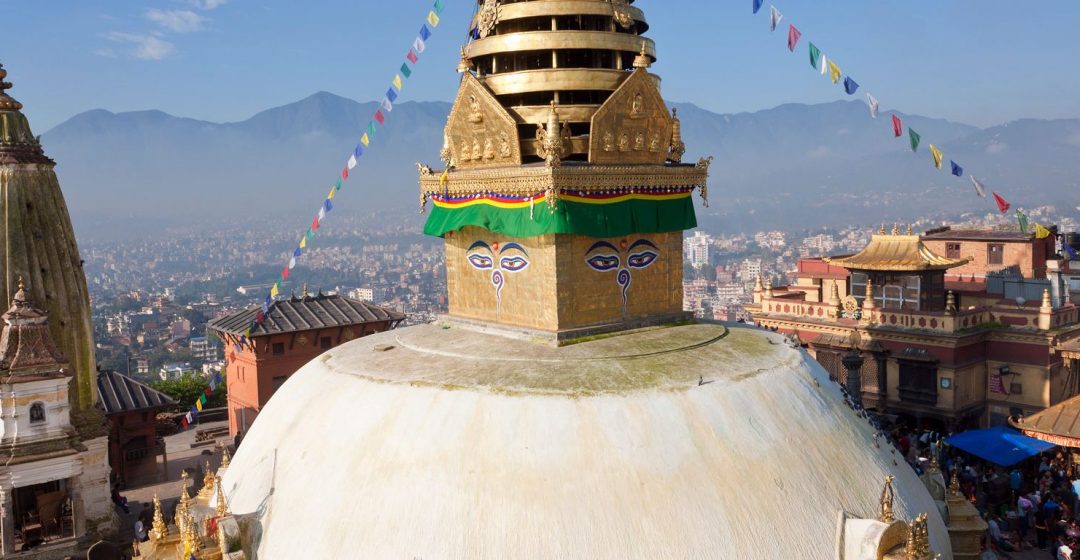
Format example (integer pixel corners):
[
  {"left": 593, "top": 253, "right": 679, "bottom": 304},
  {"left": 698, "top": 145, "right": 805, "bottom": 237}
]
[{"left": 3, "top": 0, "right": 1079, "bottom": 131}]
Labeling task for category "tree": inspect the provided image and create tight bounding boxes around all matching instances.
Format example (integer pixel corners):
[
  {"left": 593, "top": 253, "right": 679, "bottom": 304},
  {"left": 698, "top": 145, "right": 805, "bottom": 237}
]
[{"left": 151, "top": 373, "right": 227, "bottom": 411}]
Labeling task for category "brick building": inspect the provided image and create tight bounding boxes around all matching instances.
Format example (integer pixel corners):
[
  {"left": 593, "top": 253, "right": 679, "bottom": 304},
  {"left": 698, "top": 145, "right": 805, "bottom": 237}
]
[
  {"left": 748, "top": 226, "right": 1080, "bottom": 430},
  {"left": 208, "top": 293, "right": 405, "bottom": 436},
  {"left": 97, "top": 370, "right": 175, "bottom": 487}
]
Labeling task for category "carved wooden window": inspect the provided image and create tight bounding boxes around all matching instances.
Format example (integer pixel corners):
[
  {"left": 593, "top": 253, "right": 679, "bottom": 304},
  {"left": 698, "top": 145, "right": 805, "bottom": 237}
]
[
  {"left": 898, "top": 361, "right": 938, "bottom": 406},
  {"left": 946, "top": 243, "right": 962, "bottom": 259},
  {"left": 29, "top": 402, "right": 46, "bottom": 424}
]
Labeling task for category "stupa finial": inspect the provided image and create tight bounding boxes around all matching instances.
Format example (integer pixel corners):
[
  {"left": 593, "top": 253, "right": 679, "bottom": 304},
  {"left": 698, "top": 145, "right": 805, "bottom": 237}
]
[
  {"left": 633, "top": 41, "right": 651, "bottom": 69},
  {"left": 150, "top": 494, "right": 168, "bottom": 541},
  {"left": 215, "top": 474, "right": 230, "bottom": 517},
  {"left": 668, "top": 107, "right": 686, "bottom": 164},
  {"left": 0, "top": 63, "right": 22, "bottom": 111},
  {"left": 879, "top": 475, "right": 895, "bottom": 523}
]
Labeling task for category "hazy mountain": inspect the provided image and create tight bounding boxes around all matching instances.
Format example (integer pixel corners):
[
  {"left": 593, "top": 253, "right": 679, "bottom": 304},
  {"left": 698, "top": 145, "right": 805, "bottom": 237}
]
[{"left": 41, "top": 93, "right": 1080, "bottom": 237}]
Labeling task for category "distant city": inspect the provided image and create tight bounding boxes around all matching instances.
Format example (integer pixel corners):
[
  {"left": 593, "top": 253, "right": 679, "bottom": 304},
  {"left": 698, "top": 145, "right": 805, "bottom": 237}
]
[{"left": 86, "top": 202, "right": 1080, "bottom": 387}]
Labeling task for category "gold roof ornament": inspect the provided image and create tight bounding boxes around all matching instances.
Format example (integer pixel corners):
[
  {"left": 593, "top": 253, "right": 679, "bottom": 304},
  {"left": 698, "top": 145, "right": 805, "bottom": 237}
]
[
  {"left": 763, "top": 277, "right": 774, "bottom": 299},
  {"left": 879, "top": 475, "right": 895, "bottom": 523},
  {"left": 907, "top": 224, "right": 914, "bottom": 236},
  {"left": 825, "top": 233, "right": 971, "bottom": 272},
  {"left": 892, "top": 223, "right": 900, "bottom": 236},
  {"left": 948, "top": 468, "right": 961, "bottom": 497},
  {"left": 221, "top": 446, "right": 231, "bottom": 469},
  {"left": 879, "top": 224, "right": 887, "bottom": 235},
  {"left": 176, "top": 471, "right": 192, "bottom": 529},
  {"left": 1041, "top": 288, "right": 1053, "bottom": 311},
  {"left": 862, "top": 276, "right": 876, "bottom": 311},
  {"left": 668, "top": 107, "right": 686, "bottom": 165},
  {"left": 535, "top": 101, "right": 569, "bottom": 168},
  {"left": 150, "top": 494, "right": 168, "bottom": 541},
  {"left": 200, "top": 460, "right": 216, "bottom": 499},
  {"left": 945, "top": 290, "right": 957, "bottom": 315},
  {"left": 215, "top": 475, "right": 230, "bottom": 517},
  {"left": 0, "top": 63, "right": 23, "bottom": 112},
  {"left": 476, "top": 0, "right": 500, "bottom": 39},
  {"left": 456, "top": 46, "right": 474, "bottom": 74},
  {"left": 633, "top": 41, "right": 652, "bottom": 69}
]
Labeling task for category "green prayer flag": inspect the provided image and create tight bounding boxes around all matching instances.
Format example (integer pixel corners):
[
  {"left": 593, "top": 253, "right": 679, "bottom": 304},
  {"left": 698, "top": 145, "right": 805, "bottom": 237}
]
[
  {"left": 335, "top": 179, "right": 343, "bottom": 190},
  {"left": 1016, "top": 209, "right": 1029, "bottom": 233},
  {"left": 908, "top": 128, "right": 921, "bottom": 152},
  {"left": 199, "top": 394, "right": 207, "bottom": 405},
  {"left": 433, "top": 0, "right": 443, "bottom": 14},
  {"left": 306, "top": 228, "right": 314, "bottom": 240},
  {"left": 809, "top": 42, "right": 820, "bottom": 70},
  {"left": 367, "top": 122, "right": 377, "bottom": 138},
  {"left": 400, "top": 62, "right": 412, "bottom": 78}
]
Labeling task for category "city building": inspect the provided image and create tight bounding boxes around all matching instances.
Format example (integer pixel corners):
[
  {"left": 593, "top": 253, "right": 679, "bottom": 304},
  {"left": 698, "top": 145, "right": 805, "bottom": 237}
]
[
  {"left": 685, "top": 231, "right": 711, "bottom": 269},
  {"left": 189, "top": 336, "right": 216, "bottom": 361},
  {"left": 748, "top": 226, "right": 1080, "bottom": 430},
  {"left": 210, "top": 5, "right": 951, "bottom": 558},
  {"left": 0, "top": 64, "right": 114, "bottom": 555},
  {"left": 208, "top": 292, "right": 405, "bottom": 436},
  {"left": 96, "top": 370, "right": 175, "bottom": 487}
]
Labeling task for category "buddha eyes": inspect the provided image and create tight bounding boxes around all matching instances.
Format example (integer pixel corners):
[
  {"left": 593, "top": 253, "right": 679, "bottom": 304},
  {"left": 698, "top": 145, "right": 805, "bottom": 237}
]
[
  {"left": 499, "top": 256, "right": 529, "bottom": 272},
  {"left": 627, "top": 251, "right": 658, "bottom": 269},
  {"left": 586, "top": 255, "right": 621, "bottom": 272},
  {"left": 467, "top": 254, "right": 494, "bottom": 270}
]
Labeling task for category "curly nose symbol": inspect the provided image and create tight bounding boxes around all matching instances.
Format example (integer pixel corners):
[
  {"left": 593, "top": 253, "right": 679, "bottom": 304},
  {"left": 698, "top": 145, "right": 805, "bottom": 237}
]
[{"left": 617, "top": 268, "right": 631, "bottom": 318}]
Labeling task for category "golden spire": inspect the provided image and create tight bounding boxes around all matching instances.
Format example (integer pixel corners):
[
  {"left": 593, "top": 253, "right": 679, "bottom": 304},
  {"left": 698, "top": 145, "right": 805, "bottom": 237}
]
[
  {"left": 948, "top": 468, "right": 961, "bottom": 497},
  {"left": 862, "top": 276, "right": 876, "bottom": 311},
  {"left": 200, "top": 460, "right": 216, "bottom": 499},
  {"left": 879, "top": 475, "right": 895, "bottom": 523},
  {"left": 633, "top": 41, "right": 652, "bottom": 69},
  {"left": 763, "top": 277, "right": 774, "bottom": 299},
  {"left": 221, "top": 446, "right": 231, "bottom": 469},
  {"left": 1041, "top": 288, "right": 1052, "bottom": 311},
  {"left": 905, "top": 520, "right": 919, "bottom": 558},
  {"left": 215, "top": 475, "right": 230, "bottom": 517},
  {"left": 535, "top": 101, "right": 567, "bottom": 167},
  {"left": 892, "top": 223, "right": 900, "bottom": 236},
  {"left": 907, "top": 224, "right": 913, "bottom": 236},
  {"left": 0, "top": 63, "right": 23, "bottom": 112},
  {"left": 456, "top": 46, "right": 474, "bottom": 74},
  {"left": 917, "top": 514, "right": 931, "bottom": 556},
  {"left": 176, "top": 471, "right": 192, "bottom": 529},
  {"left": 753, "top": 273, "right": 764, "bottom": 293},
  {"left": 880, "top": 224, "right": 887, "bottom": 235},
  {"left": 150, "top": 494, "right": 168, "bottom": 541},
  {"left": 668, "top": 107, "right": 686, "bottom": 164},
  {"left": 302, "top": 283, "right": 310, "bottom": 298},
  {"left": 945, "top": 290, "right": 957, "bottom": 315}
]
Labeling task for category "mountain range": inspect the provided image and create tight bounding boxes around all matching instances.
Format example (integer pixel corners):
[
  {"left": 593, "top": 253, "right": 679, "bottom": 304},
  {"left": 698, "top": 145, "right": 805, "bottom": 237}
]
[{"left": 40, "top": 92, "right": 1080, "bottom": 238}]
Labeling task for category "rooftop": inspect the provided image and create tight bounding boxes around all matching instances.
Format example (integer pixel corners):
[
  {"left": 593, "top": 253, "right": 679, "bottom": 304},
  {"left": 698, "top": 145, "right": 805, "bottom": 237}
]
[
  {"left": 97, "top": 369, "right": 176, "bottom": 414},
  {"left": 824, "top": 233, "right": 970, "bottom": 272},
  {"left": 208, "top": 293, "right": 405, "bottom": 337},
  {"left": 923, "top": 227, "right": 1035, "bottom": 242}
]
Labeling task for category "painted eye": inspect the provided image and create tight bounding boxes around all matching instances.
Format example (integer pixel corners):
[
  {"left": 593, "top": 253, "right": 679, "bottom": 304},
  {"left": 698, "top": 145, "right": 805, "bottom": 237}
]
[
  {"left": 499, "top": 256, "right": 530, "bottom": 273},
  {"left": 627, "top": 251, "right": 658, "bottom": 269},
  {"left": 467, "top": 254, "right": 493, "bottom": 270},
  {"left": 586, "top": 255, "right": 620, "bottom": 272}
]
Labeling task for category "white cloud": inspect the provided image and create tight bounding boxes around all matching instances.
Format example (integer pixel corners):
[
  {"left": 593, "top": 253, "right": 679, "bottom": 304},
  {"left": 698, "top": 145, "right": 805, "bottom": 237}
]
[
  {"left": 93, "top": 48, "right": 117, "bottom": 58},
  {"left": 184, "top": 0, "right": 227, "bottom": 10},
  {"left": 107, "top": 32, "right": 176, "bottom": 60},
  {"left": 146, "top": 9, "right": 206, "bottom": 33}
]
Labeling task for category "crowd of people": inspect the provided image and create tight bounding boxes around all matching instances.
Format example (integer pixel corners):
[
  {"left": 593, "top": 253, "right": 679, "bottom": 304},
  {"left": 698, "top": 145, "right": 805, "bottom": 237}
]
[{"left": 885, "top": 423, "right": 1080, "bottom": 559}]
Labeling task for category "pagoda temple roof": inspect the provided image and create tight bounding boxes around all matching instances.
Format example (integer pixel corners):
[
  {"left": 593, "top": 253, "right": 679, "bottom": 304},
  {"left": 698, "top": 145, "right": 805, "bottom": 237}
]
[
  {"left": 824, "top": 234, "right": 970, "bottom": 272},
  {"left": 208, "top": 293, "right": 406, "bottom": 338},
  {"left": 97, "top": 369, "right": 176, "bottom": 414},
  {"left": 1010, "top": 392, "right": 1080, "bottom": 446}
]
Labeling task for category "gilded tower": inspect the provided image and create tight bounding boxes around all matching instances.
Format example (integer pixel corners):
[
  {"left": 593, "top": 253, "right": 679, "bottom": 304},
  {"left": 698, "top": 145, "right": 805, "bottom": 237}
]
[
  {"left": 0, "top": 64, "right": 102, "bottom": 434},
  {"left": 420, "top": 0, "right": 710, "bottom": 341}
]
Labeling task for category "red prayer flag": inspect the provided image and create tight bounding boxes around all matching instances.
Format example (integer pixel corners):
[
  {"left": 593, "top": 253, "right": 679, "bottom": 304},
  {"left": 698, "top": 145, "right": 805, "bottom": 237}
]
[
  {"left": 891, "top": 114, "right": 902, "bottom": 137},
  {"left": 374, "top": 110, "right": 385, "bottom": 124},
  {"left": 312, "top": 217, "right": 320, "bottom": 231},
  {"left": 282, "top": 267, "right": 289, "bottom": 280},
  {"left": 407, "top": 49, "right": 418, "bottom": 64},
  {"left": 181, "top": 418, "right": 188, "bottom": 429},
  {"left": 787, "top": 25, "right": 801, "bottom": 52},
  {"left": 992, "top": 192, "right": 1011, "bottom": 214},
  {"left": 205, "top": 387, "right": 213, "bottom": 396},
  {"left": 342, "top": 166, "right": 349, "bottom": 180}
]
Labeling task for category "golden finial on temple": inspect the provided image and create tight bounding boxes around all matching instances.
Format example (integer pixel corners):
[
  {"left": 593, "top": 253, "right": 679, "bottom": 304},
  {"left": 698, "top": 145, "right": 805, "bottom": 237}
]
[
  {"left": 215, "top": 474, "right": 230, "bottom": 517},
  {"left": 880, "top": 224, "right": 887, "bottom": 235},
  {"left": 150, "top": 494, "right": 168, "bottom": 541},
  {"left": 221, "top": 446, "right": 231, "bottom": 469},
  {"left": 949, "top": 468, "right": 960, "bottom": 497},
  {"left": 907, "top": 224, "right": 913, "bottom": 235},
  {"left": 892, "top": 223, "right": 900, "bottom": 236},
  {"left": 879, "top": 475, "right": 895, "bottom": 523},
  {"left": 0, "top": 63, "right": 23, "bottom": 111},
  {"left": 633, "top": 41, "right": 651, "bottom": 69}
]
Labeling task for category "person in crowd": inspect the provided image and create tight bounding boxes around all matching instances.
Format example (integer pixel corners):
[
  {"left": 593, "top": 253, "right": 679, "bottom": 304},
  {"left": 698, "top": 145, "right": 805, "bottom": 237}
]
[
  {"left": 988, "top": 511, "right": 1016, "bottom": 552},
  {"left": 111, "top": 485, "right": 130, "bottom": 514}
]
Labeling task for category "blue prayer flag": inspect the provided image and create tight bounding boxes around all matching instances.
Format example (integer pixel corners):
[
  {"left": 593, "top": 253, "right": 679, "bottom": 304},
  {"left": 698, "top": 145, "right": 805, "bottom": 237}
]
[
  {"left": 215, "top": 372, "right": 222, "bottom": 385},
  {"left": 261, "top": 302, "right": 269, "bottom": 314},
  {"left": 354, "top": 144, "right": 363, "bottom": 158},
  {"left": 265, "top": 295, "right": 272, "bottom": 306},
  {"left": 843, "top": 76, "right": 859, "bottom": 95},
  {"left": 753, "top": 0, "right": 763, "bottom": 13},
  {"left": 294, "top": 248, "right": 302, "bottom": 258},
  {"left": 191, "top": 405, "right": 199, "bottom": 416},
  {"left": 420, "top": 24, "right": 432, "bottom": 41},
  {"left": 950, "top": 161, "right": 963, "bottom": 177},
  {"left": 386, "top": 88, "right": 398, "bottom": 103},
  {"left": 470, "top": 27, "right": 480, "bottom": 40},
  {"left": 324, "top": 199, "right": 333, "bottom": 212}
]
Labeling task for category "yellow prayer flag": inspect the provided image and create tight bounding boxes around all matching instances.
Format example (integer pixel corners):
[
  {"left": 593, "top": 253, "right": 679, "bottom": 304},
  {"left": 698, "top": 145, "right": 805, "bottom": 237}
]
[
  {"left": 195, "top": 399, "right": 203, "bottom": 411},
  {"left": 270, "top": 284, "right": 280, "bottom": 298},
  {"left": 930, "top": 144, "right": 943, "bottom": 169},
  {"left": 427, "top": 11, "right": 440, "bottom": 27},
  {"left": 828, "top": 60, "right": 841, "bottom": 84},
  {"left": 328, "top": 187, "right": 336, "bottom": 200},
  {"left": 1035, "top": 223, "right": 1052, "bottom": 239},
  {"left": 392, "top": 75, "right": 403, "bottom": 91},
  {"left": 360, "top": 133, "right": 370, "bottom": 147},
  {"left": 299, "top": 237, "right": 307, "bottom": 249}
]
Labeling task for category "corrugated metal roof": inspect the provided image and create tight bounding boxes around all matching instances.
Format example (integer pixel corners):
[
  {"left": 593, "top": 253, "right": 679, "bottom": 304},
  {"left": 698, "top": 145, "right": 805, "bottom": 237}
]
[
  {"left": 1012, "top": 393, "right": 1080, "bottom": 440},
  {"left": 207, "top": 294, "right": 406, "bottom": 337},
  {"left": 97, "top": 369, "right": 176, "bottom": 414}
]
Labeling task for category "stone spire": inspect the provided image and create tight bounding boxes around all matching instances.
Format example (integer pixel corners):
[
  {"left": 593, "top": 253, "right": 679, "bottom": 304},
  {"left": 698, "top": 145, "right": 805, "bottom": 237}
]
[
  {"left": 0, "top": 278, "right": 67, "bottom": 374},
  {"left": 0, "top": 63, "right": 101, "bottom": 432}
]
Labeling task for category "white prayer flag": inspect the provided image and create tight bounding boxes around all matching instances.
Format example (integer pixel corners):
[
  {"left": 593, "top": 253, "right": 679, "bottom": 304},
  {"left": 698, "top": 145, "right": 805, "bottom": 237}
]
[
  {"left": 820, "top": 54, "right": 827, "bottom": 76},
  {"left": 318, "top": 207, "right": 326, "bottom": 220},
  {"left": 347, "top": 155, "right": 357, "bottom": 170},
  {"left": 867, "top": 94, "right": 879, "bottom": 118},
  {"left": 769, "top": 6, "right": 782, "bottom": 31},
  {"left": 971, "top": 176, "right": 987, "bottom": 198},
  {"left": 381, "top": 98, "right": 393, "bottom": 113},
  {"left": 288, "top": 257, "right": 296, "bottom": 269},
  {"left": 413, "top": 37, "right": 426, "bottom": 54}
]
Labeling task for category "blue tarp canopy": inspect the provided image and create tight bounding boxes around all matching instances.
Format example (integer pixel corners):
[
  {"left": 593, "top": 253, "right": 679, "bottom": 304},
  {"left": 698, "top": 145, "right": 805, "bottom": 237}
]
[{"left": 945, "top": 426, "right": 1056, "bottom": 467}]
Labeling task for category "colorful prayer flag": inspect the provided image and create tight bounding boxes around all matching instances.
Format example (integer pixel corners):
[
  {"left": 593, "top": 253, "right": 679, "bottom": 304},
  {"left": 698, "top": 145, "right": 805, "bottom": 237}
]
[
  {"left": 413, "top": 37, "right": 425, "bottom": 54},
  {"left": 993, "top": 192, "right": 1010, "bottom": 214},
  {"left": 282, "top": 266, "right": 290, "bottom": 280},
  {"left": 420, "top": 24, "right": 432, "bottom": 41},
  {"left": 341, "top": 166, "right": 348, "bottom": 180},
  {"left": 327, "top": 186, "right": 336, "bottom": 200},
  {"left": 367, "top": 122, "right": 377, "bottom": 138},
  {"left": 1017, "top": 209, "right": 1029, "bottom": 233},
  {"left": 288, "top": 257, "right": 296, "bottom": 269},
  {"left": 433, "top": 0, "right": 443, "bottom": 15},
  {"left": 393, "top": 75, "right": 403, "bottom": 91},
  {"left": 950, "top": 161, "right": 963, "bottom": 177},
  {"left": 306, "top": 228, "right": 314, "bottom": 240},
  {"left": 204, "top": 387, "right": 213, "bottom": 397},
  {"left": 318, "top": 207, "right": 326, "bottom": 221},
  {"left": 828, "top": 60, "right": 841, "bottom": 84},
  {"left": 809, "top": 42, "right": 820, "bottom": 70},
  {"left": 769, "top": 6, "right": 782, "bottom": 31},
  {"left": 908, "top": 128, "right": 921, "bottom": 152},
  {"left": 181, "top": 418, "right": 188, "bottom": 429},
  {"left": 407, "top": 49, "right": 418, "bottom": 64},
  {"left": 324, "top": 199, "right": 333, "bottom": 212},
  {"left": 427, "top": 10, "right": 440, "bottom": 27},
  {"left": 753, "top": 0, "right": 763, "bottom": 14},
  {"left": 299, "top": 237, "right": 307, "bottom": 249},
  {"left": 820, "top": 54, "right": 827, "bottom": 76},
  {"left": 400, "top": 63, "right": 413, "bottom": 78},
  {"left": 971, "top": 177, "right": 987, "bottom": 197},
  {"left": 386, "top": 88, "right": 398, "bottom": 103},
  {"left": 867, "top": 94, "right": 879, "bottom": 118},
  {"left": 271, "top": 284, "right": 280, "bottom": 297},
  {"left": 929, "top": 144, "right": 943, "bottom": 169},
  {"left": 361, "top": 133, "right": 370, "bottom": 147},
  {"left": 214, "top": 372, "right": 222, "bottom": 385},
  {"left": 843, "top": 76, "right": 859, "bottom": 95},
  {"left": 1035, "top": 223, "right": 1052, "bottom": 239},
  {"left": 381, "top": 98, "right": 393, "bottom": 113},
  {"left": 312, "top": 216, "right": 320, "bottom": 231},
  {"left": 374, "top": 110, "right": 385, "bottom": 125},
  {"left": 892, "top": 115, "right": 903, "bottom": 138},
  {"left": 787, "top": 25, "right": 801, "bottom": 51},
  {"left": 1064, "top": 243, "right": 1079, "bottom": 260},
  {"left": 195, "top": 399, "right": 203, "bottom": 412},
  {"left": 347, "top": 155, "right": 357, "bottom": 170}
]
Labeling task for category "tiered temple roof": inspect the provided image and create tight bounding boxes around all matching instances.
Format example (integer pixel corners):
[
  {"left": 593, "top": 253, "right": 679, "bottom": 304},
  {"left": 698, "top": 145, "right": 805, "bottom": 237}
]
[{"left": 825, "top": 231, "right": 970, "bottom": 272}]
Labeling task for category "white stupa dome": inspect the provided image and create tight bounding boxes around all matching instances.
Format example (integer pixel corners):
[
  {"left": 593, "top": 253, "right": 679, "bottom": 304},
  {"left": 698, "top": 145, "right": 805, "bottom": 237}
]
[{"left": 220, "top": 322, "right": 950, "bottom": 558}]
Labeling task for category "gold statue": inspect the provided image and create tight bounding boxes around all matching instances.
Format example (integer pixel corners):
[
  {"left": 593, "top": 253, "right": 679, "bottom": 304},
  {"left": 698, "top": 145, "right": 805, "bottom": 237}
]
[
  {"left": 477, "top": 0, "right": 500, "bottom": 38},
  {"left": 215, "top": 475, "right": 230, "bottom": 517},
  {"left": 629, "top": 92, "right": 645, "bottom": 118},
  {"left": 535, "top": 102, "right": 567, "bottom": 168},
  {"left": 467, "top": 95, "right": 483, "bottom": 124}
]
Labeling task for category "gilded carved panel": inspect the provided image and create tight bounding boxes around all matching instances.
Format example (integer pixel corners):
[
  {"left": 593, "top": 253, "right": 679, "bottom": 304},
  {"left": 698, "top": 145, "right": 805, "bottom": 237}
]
[
  {"left": 588, "top": 69, "right": 672, "bottom": 165},
  {"left": 445, "top": 73, "right": 522, "bottom": 169}
]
